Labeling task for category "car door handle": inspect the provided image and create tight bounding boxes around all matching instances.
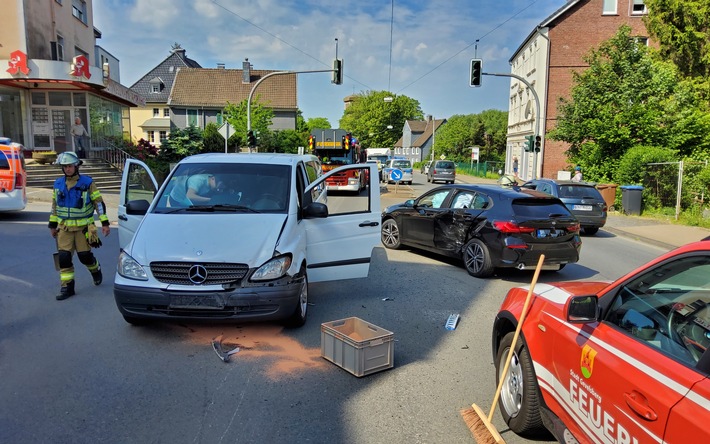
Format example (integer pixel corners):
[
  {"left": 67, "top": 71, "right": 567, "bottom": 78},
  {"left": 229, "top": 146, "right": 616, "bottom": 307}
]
[
  {"left": 359, "top": 221, "right": 379, "bottom": 227},
  {"left": 118, "top": 214, "right": 128, "bottom": 221},
  {"left": 624, "top": 390, "right": 658, "bottom": 421}
]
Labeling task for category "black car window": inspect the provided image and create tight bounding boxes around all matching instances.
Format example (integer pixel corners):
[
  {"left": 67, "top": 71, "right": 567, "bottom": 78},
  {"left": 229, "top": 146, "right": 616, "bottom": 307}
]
[
  {"left": 418, "top": 189, "right": 451, "bottom": 209},
  {"left": 559, "top": 185, "right": 601, "bottom": 199},
  {"left": 452, "top": 192, "right": 474, "bottom": 209},
  {"left": 604, "top": 255, "right": 710, "bottom": 368},
  {"left": 511, "top": 199, "right": 571, "bottom": 217}
]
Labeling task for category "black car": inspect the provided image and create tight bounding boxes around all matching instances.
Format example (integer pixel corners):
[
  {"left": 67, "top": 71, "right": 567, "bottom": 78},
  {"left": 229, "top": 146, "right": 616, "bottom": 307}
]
[
  {"left": 380, "top": 184, "right": 582, "bottom": 278},
  {"left": 521, "top": 179, "right": 607, "bottom": 235}
]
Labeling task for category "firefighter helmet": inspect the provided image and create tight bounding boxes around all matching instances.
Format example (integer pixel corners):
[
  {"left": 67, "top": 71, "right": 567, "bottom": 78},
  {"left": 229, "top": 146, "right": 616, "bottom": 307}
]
[{"left": 56, "top": 151, "right": 83, "bottom": 166}]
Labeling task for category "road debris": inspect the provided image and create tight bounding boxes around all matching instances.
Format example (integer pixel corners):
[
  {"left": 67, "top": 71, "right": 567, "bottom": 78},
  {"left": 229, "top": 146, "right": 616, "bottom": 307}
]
[
  {"left": 211, "top": 334, "right": 241, "bottom": 362},
  {"left": 445, "top": 313, "right": 460, "bottom": 331}
]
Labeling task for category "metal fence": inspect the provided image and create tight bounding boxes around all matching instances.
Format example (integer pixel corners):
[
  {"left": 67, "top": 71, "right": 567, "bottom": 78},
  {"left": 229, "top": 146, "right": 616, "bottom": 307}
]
[
  {"left": 644, "top": 160, "right": 709, "bottom": 219},
  {"left": 456, "top": 161, "right": 504, "bottom": 178}
]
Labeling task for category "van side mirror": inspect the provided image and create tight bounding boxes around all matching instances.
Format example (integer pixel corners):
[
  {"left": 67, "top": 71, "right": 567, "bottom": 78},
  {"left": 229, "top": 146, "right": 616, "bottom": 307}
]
[
  {"left": 567, "top": 295, "right": 598, "bottom": 323},
  {"left": 303, "top": 202, "right": 328, "bottom": 219},
  {"left": 126, "top": 199, "right": 150, "bottom": 215}
]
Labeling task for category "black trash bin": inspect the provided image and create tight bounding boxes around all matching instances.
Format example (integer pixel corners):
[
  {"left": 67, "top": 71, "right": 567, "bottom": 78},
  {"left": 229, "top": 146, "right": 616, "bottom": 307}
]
[{"left": 620, "top": 185, "right": 644, "bottom": 215}]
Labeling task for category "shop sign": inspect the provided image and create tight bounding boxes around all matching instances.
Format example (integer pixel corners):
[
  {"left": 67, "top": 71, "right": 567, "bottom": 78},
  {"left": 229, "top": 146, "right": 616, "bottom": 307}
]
[
  {"left": 70, "top": 55, "right": 91, "bottom": 79},
  {"left": 7, "top": 50, "right": 30, "bottom": 76}
]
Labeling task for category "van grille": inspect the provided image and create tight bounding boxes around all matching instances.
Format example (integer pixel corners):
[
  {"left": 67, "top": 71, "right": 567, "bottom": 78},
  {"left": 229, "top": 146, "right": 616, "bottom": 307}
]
[{"left": 150, "top": 262, "right": 250, "bottom": 285}]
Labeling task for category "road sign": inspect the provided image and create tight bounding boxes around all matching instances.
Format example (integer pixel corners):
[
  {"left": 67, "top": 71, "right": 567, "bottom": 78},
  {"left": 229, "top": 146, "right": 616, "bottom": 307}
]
[
  {"left": 471, "top": 147, "right": 480, "bottom": 161},
  {"left": 217, "top": 122, "right": 236, "bottom": 139},
  {"left": 390, "top": 169, "right": 403, "bottom": 182}
]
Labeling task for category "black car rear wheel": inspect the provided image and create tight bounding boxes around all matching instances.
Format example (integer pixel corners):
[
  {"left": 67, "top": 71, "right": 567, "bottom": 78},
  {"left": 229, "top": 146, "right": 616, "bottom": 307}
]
[
  {"left": 496, "top": 332, "right": 546, "bottom": 437},
  {"left": 463, "top": 239, "right": 494, "bottom": 278},
  {"left": 583, "top": 226, "right": 599, "bottom": 235},
  {"left": 381, "top": 218, "right": 401, "bottom": 249}
]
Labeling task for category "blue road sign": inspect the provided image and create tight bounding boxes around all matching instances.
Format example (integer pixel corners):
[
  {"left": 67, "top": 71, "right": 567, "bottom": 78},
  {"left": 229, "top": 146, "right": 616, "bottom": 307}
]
[{"left": 390, "top": 168, "right": 403, "bottom": 181}]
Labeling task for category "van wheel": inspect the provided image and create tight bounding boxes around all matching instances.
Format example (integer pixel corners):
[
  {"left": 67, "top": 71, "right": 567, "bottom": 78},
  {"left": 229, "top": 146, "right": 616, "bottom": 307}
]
[
  {"left": 463, "top": 239, "right": 494, "bottom": 278},
  {"left": 381, "top": 219, "right": 401, "bottom": 249},
  {"left": 123, "top": 314, "right": 149, "bottom": 326},
  {"left": 285, "top": 267, "right": 308, "bottom": 328}
]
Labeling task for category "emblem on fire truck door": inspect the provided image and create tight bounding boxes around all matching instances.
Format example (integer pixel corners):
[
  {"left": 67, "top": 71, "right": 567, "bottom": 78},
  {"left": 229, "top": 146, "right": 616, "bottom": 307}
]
[{"left": 580, "top": 344, "right": 597, "bottom": 379}]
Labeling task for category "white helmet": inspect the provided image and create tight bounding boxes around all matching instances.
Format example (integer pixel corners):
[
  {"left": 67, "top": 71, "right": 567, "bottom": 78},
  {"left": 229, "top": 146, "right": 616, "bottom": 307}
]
[{"left": 56, "top": 151, "right": 83, "bottom": 166}]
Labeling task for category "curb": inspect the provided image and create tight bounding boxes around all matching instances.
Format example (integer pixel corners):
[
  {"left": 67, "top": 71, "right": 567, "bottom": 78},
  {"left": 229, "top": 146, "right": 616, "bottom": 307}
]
[{"left": 601, "top": 226, "right": 678, "bottom": 251}]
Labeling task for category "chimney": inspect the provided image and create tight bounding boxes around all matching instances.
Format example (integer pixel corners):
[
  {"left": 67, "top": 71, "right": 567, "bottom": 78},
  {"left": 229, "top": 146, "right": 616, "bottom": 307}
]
[
  {"left": 242, "top": 58, "right": 252, "bottom": 83},
  {"left": 217, "top": 63, "right": 225, "bottom": 69},
  {"left": 426, "top": 115, "right": 432, "bottom": 121}
]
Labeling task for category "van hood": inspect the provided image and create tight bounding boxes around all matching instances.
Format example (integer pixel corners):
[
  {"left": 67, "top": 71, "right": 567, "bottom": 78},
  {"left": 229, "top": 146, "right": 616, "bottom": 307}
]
[{"left": 127, "top": 213, "right": 287, "bottom": 266}]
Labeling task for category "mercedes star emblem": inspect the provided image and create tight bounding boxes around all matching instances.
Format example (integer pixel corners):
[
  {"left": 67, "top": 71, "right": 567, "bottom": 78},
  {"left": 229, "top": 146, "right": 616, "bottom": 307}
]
[{"left": 188, "top": 265, "right": 208, "bottom": 284}]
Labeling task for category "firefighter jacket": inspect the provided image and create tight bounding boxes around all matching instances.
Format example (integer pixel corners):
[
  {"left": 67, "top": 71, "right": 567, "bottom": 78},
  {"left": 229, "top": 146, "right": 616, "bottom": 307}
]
[{"left": 48, "top": 174, "right": 109, "bottom": 231}]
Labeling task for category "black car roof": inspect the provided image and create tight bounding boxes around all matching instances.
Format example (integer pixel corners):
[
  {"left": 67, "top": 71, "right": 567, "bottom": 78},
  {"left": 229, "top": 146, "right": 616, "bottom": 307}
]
[
  {"left": 528, "top": 178, "right": 596, "bottom": 187},
  {"left": 436, "top": 184, "right": 557, "bottom": 200}
]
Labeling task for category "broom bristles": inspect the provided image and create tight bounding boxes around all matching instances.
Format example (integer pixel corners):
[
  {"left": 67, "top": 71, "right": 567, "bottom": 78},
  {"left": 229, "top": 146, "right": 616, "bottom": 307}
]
[{"left": 460, "top": 404, "right": 505, "bottom": 444}]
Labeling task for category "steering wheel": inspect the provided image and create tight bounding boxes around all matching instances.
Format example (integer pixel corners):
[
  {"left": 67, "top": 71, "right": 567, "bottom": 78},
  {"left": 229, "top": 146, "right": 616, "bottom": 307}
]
[{"left": 254, "top": 193, "right": 283, "bottom": 210}]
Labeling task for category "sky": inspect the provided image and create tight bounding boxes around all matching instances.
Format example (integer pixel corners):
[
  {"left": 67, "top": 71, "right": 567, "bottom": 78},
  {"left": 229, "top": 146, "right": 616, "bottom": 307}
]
[{"left": 93, "top": 0, "right": 564, "bottom": 128}]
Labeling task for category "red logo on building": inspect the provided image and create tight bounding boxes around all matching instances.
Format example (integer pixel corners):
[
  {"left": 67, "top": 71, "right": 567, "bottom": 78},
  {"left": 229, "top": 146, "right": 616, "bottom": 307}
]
[
  {"left": 70, "top": 55, "right": 91, "bottom": 79},
  {"left": 6, "top": 50, "right": 30, "bottom": 76}
]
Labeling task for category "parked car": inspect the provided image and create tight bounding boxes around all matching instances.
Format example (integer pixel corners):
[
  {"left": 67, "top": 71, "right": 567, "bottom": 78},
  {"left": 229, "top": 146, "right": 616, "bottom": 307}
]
[
  {"left": 114, "top": 153, "right": 380, "bottom": 327},
  {"left": 0, "top": 137, "right": 27, "bottom": 212},
  {"left": 491, "top": 239, "right": 710, "bottom": 443},
  {"left": 382, "top": 158, "right": 413, "bottom": 185},
  {"left": 522, "top": 179, "right": 607, "bottom": 235},
  {"left": 380, "top": 184, "right": 582, "bottom": 277},
  {"left": 420, "top": 160, "right": 432, "bottom": 175},
  {"left": 426, "top": 159, "right": 456, "bottom": 184}
]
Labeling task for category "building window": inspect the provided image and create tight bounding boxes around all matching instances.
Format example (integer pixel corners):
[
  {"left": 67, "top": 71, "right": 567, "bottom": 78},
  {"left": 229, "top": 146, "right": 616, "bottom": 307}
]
[
  {"left": 602, "top": 0, "right": 617, "bottom": 14},
  {"left": 153, "top": 108, "right": 159, "bottom": 117},
  {"left": 72, "top": 0, "right": 87, "bottom": 23},
  {"left": 52, "top": 35, "right": 65, "bottom": 61},
  {"left": 75, "top": 46, "right": 88, "bottom": 60},
  {"left": 151, "top": 84, "right": 160, "bottom": 93},
  {"left": 187, "top": 109, "right": 198, "bottom": 127},
  {"left": 163, "top": 108, "right": 170, "bottom": 117},
  {"left": 631, "top": 0, "right": 647, "bottom": 14},
  {"left": 147, "top": 131, "right": 155, "bottom": 143},
  {"left": 159, "top": 131, "right": 167, "bottom": 142}
]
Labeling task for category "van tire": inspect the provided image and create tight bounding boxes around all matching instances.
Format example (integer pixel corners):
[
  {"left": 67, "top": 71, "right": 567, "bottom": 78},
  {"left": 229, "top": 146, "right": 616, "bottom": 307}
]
[
  {"left": 285, "top": 267, "right": 308, "bottom": 328},
  {"left": 123, "top": 314, "right": 149, "bottom": 326}
]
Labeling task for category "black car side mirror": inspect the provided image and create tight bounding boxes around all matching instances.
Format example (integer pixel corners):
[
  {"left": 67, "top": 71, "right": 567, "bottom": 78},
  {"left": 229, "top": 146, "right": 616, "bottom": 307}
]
[
  {"left": 126, "top": 199, "right": 150, "bottom": 216},
  {"left": 567, "top": 295, "right": 599, "bottom": 323}
]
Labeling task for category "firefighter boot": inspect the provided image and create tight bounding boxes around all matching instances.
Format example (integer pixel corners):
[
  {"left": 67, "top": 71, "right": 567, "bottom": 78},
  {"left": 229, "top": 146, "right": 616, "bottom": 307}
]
[
  {"left": 56, "top": 280, "right": 76, "bottom": 301},
  {"left": 91, "top": 264, "right": 102, "bottom": 286}
]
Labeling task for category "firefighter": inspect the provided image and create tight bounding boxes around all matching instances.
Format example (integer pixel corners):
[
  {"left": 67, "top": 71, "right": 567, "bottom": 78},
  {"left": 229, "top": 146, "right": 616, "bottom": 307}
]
[{"left": 48, "top": 152, "right": 110, "bottom": 300}]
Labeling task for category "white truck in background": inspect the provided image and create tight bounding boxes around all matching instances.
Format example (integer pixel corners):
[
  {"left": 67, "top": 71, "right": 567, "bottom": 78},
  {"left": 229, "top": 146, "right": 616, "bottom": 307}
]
[{"left": 365, "top": 148, "right": 392, "bottom": 182}]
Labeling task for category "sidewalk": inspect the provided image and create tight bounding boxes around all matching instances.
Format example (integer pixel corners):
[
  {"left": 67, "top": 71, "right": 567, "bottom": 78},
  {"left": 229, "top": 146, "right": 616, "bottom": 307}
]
[{"left": 26, "top": 174, "right": 710, "bottom": 252}]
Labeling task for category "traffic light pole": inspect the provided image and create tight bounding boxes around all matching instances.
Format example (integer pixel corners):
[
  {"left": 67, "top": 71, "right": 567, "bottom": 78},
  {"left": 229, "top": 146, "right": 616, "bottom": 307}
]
[
  {"left": 247, "top": 69, "right": 337, "bottom": 152},
  {"left": 483, "top": 72, "right": 541, "bottom": 179}
]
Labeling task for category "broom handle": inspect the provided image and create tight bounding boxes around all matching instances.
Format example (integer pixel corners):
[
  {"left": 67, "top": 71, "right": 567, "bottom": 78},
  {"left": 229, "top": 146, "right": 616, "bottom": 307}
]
[{"left": 487, "top": 254, "right": 545, "bottom": 422}]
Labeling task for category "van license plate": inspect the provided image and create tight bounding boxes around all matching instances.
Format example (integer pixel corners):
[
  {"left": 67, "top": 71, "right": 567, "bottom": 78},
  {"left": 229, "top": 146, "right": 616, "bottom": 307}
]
[
  {"left": 573, "top": 205, "right": 593, "bottom": 211},
  {"left": 170, "top": 294, "right": 225, "bottom": 309}
]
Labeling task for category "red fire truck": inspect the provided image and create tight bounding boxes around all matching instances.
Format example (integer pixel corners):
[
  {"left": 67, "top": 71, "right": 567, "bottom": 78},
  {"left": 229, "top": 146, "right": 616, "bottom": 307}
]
[{"left": 314, "top": 132, "right": 366, "bottom": 192}]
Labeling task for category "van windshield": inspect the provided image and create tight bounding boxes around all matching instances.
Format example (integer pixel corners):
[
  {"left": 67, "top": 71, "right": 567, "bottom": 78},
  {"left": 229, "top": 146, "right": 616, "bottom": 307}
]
[{"left": 154, "top": 162, "right": 291, "bottom": 214}]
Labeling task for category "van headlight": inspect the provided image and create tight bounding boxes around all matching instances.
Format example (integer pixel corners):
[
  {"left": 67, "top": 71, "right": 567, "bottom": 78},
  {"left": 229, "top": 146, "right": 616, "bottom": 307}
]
[
  {"left": 117, "top": 251, "right": 149, "bottom": 281},
  {"left": 251, "top": 254, "right": 292, "bottom": 281}
]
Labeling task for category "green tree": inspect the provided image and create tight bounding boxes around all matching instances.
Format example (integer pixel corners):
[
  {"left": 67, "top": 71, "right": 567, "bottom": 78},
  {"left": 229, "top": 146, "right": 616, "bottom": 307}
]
[
  {"left": 223, "top": 96, "right": 274, "bottom": 150},
  {"left": 644, "top": 0, "right": 710, "bottom": 79},
  {"left": 433, "top": 111, "right": 507, "bottom": 163},
  {"left": 305, "top": 117, "right": 331, "bottom": 133},
  {"left": 258, "top": 129, "right": 304, "bottom": 154},
  {"left": 548, "top": 26, "right": 710, "bottom": 181},
  {"left": 339, "top": 91, "right": 423, "bottom": 148},
  {"left": 202, "top": 122, "right": 225, "bottom": 153},
  {"left": 158, "top": 125, "right": 204, "bottom": 163}
]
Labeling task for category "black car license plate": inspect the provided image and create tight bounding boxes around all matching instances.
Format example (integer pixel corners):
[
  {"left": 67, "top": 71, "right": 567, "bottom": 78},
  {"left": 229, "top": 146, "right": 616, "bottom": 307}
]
[
  {"left": 537, "top": 229, "right": 563, "bottom": 238},
  {"left": 170, "top": 294, "right": 225, "bottom": 309}
]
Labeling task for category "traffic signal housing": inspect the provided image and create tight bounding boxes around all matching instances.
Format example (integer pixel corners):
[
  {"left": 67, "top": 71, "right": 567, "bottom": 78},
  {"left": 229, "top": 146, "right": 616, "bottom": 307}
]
[
  {"left": 524, "top": 135, "right": 534, "bottom": 152},
  {"left": 470, "top": 59, "right": 482, "bottom": 87},
  {"left": 308, "top": 135, "right": 315, "bottom": 151},
  {"left": 247, "top": 130, "right": 256, "bottom": 147},
  {"left": 534, "top": 135, "right": 542, "bottom": 152},
  {"left": 344, "top": 133, "right": 351, "bottom": 150},
  {"left": 332, "top": 59, "right": 343, "bottom": 85},
  {"left": 341, "top": 135, "right": 346, "bottom": 150}
]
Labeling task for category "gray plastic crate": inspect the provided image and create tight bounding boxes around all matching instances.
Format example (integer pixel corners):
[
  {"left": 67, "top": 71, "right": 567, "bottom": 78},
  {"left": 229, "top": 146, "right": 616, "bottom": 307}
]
[{"left": 321, "top": 317, "right": 394, "bottom": 377}]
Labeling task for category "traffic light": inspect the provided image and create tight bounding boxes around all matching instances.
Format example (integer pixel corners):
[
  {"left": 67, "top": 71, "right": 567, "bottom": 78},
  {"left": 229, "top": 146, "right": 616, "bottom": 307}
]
[
  {"left": 344, "top": 133, "right": 351, "bottom": 150},
  {"left": 469, "top": 59, "right": 482, "bottom": 87},
  {"left": 247, "top": 130, "right": 256, "bottom": 147},
  {"left": 534, "top": 135, "right": 542, "bottom": 152},
  {"left": 524, "top": 135, "right": 534, "bottom": 152},
  {"left": 332, "top": 59, "right": 343, "bottom": 85}
]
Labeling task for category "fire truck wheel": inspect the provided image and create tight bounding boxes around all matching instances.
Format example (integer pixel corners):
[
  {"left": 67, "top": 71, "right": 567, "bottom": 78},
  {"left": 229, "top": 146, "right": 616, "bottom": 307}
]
[
  {"left": 381, "top": 218, "right": 401, "bottom": 249},
  {"left": 495, "top": 332, "right": 546, "bottom": 437}
]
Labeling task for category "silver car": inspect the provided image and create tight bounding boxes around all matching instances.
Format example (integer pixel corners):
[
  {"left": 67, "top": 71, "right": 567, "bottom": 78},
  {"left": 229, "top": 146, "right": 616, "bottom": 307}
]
[{"left": 426, "top": 160, "right": 456, "bottom": 184}]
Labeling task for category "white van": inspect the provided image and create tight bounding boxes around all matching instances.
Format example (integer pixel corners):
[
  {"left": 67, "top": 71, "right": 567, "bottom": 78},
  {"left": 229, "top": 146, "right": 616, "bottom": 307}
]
[{"left": 114, "top": 153, "right": 380, "bottom": 327}]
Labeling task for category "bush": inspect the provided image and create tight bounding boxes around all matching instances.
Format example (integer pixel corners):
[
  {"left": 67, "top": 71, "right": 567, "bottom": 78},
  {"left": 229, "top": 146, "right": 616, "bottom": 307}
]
[{"left": 33, "top": 151, "right": 57, "bottom": 164}]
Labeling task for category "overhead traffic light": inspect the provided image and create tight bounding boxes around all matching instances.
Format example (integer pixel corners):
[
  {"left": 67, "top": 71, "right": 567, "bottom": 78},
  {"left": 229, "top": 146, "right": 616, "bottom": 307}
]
[
  {"left": 332, "top": 59, "right": 343, "bottom": 85},
  {"left": 534, "top": 135, "right": 542, "bottom": 152},
  {"left": 247, "top": 130, "right": 256, "bottom": 147},
  {"left": 469, "top": 59, "right": 482, "bottom": 87},
  {"left": 524, "top": 135, "right": 534, "bottom": 152}
]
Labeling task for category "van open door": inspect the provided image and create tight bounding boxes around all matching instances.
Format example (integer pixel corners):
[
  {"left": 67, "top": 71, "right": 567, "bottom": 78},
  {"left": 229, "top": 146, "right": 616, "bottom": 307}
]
[{"left": 118, "top": 159, "right": 158, "bottom": 249}]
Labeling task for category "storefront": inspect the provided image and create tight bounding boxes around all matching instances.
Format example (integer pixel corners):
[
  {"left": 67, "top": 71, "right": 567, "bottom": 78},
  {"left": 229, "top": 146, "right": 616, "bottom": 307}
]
[{"left": 1, "top": 51, "right": 143, "bottom": 154}]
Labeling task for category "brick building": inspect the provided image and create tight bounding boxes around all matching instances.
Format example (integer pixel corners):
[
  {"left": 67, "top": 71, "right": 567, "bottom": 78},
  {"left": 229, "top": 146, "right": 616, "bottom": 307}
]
[{"left": 506, "top": 0, "right": 650, "bottom": 180}]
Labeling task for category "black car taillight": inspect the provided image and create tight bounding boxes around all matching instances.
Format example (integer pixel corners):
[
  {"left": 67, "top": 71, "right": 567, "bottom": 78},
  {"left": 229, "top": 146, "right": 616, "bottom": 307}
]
[
  {"left": 493, "top": 220, "right": 535, "bottom": 234},
  {"left": 567, "top": 223, "right": 580, "bottom": 233}
]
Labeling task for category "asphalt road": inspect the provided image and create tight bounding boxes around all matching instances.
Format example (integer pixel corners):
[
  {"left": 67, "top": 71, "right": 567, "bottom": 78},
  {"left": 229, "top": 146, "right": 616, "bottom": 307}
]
[{"left": 0, "top": 175, "right": 667, "bottom": 444}]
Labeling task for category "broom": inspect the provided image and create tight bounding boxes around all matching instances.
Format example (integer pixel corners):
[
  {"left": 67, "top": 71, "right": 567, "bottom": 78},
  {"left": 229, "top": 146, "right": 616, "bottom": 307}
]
[{"left": 460, "top": 254, "right": 546, "bottom": 444}]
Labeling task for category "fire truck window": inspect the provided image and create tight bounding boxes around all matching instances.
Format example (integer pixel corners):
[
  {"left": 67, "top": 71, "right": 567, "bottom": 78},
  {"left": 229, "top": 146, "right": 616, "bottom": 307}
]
[{"left": 323, "top": 166, "right": 370, "bottom": 216}]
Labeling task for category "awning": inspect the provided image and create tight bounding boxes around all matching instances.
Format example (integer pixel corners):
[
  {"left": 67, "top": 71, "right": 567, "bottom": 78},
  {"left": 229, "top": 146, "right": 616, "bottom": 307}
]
[{"left": 139, "top": 118, "right": 171, "bottom": 129}]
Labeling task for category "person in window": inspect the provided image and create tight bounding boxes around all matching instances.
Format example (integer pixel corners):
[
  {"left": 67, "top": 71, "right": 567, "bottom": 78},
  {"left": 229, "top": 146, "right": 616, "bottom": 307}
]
[
  {"left": 572, "top": 166, "right": 583, "bottom": 182},
  {"left": 168, "top": 173, "right": 217, "bottom": 206}
]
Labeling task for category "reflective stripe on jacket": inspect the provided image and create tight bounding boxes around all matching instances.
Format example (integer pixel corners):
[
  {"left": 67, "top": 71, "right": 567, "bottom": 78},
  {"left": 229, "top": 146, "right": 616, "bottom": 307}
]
[{"left": 53, "top": 175, "right": 95, "bottom": 223}]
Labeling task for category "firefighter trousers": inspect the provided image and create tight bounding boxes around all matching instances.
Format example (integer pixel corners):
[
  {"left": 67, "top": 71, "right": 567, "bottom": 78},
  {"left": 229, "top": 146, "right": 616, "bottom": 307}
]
[{"left": 56, "top": 226, "right": 100, "bottom": 287}]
